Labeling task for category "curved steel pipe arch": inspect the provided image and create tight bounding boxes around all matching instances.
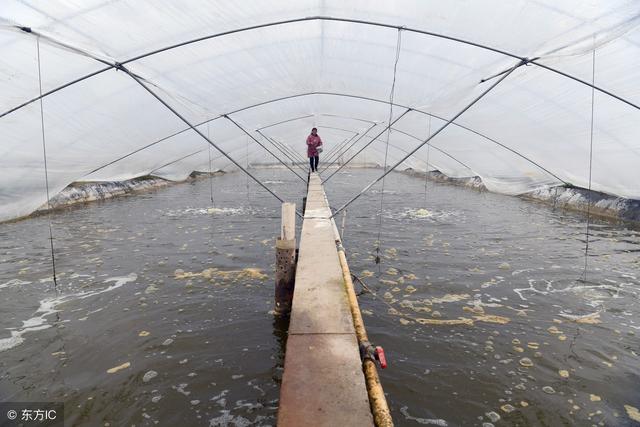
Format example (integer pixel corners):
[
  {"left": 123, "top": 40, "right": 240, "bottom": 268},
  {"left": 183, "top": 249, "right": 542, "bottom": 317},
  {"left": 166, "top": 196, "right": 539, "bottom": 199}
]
[
  {"left": 3, "top": 15, "right": 639, "bottom": 122},
  {"left": 79, "top": 90, "right": 567, "bottom": 185}
]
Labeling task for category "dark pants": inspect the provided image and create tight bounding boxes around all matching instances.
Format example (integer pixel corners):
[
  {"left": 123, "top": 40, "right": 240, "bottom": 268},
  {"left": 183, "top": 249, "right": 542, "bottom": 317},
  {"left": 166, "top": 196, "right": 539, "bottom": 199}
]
[{"left": 309, "top": 155, "right": 319, "bottom": 172}]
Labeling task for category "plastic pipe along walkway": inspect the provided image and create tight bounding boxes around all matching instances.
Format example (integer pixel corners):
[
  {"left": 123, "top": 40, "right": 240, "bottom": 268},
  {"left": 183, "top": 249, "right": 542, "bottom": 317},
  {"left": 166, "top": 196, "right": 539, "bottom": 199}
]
[{"left": 278, "top": 173, "right": 377, "bottom": 426}]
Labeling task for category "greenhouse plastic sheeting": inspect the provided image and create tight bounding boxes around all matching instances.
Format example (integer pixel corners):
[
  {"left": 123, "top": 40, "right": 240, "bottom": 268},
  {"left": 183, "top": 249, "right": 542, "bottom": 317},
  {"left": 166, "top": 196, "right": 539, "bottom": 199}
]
[{"left": 1, "top": 1, "right": 639, "bottom": 221}]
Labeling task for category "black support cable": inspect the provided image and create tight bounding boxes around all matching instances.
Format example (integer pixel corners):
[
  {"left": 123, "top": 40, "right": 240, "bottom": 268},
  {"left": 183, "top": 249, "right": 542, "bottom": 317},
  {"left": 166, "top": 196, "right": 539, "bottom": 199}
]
[
  {"left": 331, "top": 59, "right": 528, "bottom": 219},
  {"left": 223, "top": 115, "right": 307, "bottom": 183},
  {"left": 113, "top": 63, "right": 302, "bottom": 218},
  {"left": 374, "top": 28, "right": 403, "bottom": 267},
  {"left": 207, "top": 122, "right": 214, "bottom": 204},
  {"left": 581, "top": 46, "right": 597, "bottom": 282},
  {"left": 36, "top": 36, "right": 59, "bottom": 292},
  {"left": 424, "top": 115, "right": 432, "bottom": 206}
]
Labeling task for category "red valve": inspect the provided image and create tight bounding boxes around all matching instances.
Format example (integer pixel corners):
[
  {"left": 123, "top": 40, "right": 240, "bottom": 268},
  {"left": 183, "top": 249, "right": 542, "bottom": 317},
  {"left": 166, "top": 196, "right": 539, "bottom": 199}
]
[{"left": 375, "top": 346, "right": 387, "bottom": 369}]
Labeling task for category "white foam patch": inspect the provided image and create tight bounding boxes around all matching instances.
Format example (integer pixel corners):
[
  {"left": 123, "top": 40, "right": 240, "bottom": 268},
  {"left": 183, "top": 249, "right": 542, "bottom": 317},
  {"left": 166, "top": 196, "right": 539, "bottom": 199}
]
[
  {"left": 395, "top": 208, "right": 465, "bottom": 222},
  {"left": 208, "top": 410, "right": 252, "bottom": 427},
  {"left": 0, "top": 273, "right": 137, "bottom": 353},
  {"left": 164, "top": 207, "right": 244, "bottom": 217},
  {"left": 514, "top": 277, "right": 639, "bottom": 307},
  {"left": 0, "top": 279, "right": 31, "bottom": 290},
  {"left": 400, "top": 406, "right": 448, "bottom": 426}
]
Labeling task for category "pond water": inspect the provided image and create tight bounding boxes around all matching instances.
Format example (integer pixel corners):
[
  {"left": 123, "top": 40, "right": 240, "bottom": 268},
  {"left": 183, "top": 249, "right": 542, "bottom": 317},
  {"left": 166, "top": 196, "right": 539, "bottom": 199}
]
[{"left": 1, "top": 167, "right": 639, "bottom": 426}]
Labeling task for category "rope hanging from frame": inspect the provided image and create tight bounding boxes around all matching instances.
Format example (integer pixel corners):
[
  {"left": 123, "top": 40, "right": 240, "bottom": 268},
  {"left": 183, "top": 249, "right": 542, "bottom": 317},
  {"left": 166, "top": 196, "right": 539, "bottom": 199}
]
[
  {"left": 424, "top": 115, "right": 432, "bottom": 206},
  {"left": 207, "top": 122, "right": 215, "bottom": 205},
  {"left": 374, "top": 28, "right": 403, "bottom": 268},
  {"left": 36, "top": 36, "right": 59, "bottom": 293},
  {"left": 581, "top": 44, "right": 597, "bottom": 283}
]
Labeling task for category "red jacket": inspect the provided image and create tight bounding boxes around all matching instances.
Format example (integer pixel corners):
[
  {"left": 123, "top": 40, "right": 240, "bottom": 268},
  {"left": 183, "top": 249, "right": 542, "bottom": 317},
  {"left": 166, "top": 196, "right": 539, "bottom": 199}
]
[{"left": 306, "top": 134, "right": 322, "bottom": 158}]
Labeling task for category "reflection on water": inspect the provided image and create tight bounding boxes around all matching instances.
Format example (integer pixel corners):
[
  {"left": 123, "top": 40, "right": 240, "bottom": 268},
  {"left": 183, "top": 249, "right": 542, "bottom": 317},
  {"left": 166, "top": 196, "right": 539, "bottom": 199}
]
[{"left": 1, "top": 168, "right": 639, "bottom": 426}]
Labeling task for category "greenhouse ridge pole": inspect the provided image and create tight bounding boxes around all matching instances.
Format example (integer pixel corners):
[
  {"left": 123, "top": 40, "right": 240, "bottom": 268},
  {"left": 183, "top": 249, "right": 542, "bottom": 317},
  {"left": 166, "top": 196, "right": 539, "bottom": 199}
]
[
  {"left": 222, "top": 115, "right": 307, "bottom": 183},
  {"left": 322, "top": 108, "right": 412, "bottom": 184},
  {"left": 114, "top": 63, "right": 303, "bottom": 218},
  {"left": 331, "top": 59, "right": 528, "bottom": 218}
]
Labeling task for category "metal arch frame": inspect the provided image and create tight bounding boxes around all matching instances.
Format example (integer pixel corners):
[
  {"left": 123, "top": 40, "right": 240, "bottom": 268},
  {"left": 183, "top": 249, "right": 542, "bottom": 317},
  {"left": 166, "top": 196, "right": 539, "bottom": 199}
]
[
  {"left": 149, "top": 143, "right": 250, "bottom": 176},
  {"left": 1, "top": 16, "right": 628, "bottom": 196},
  {"left": 4, "top": 15, "right": 639, "bottom": 121},
  {"left": 114, "top": 62, "right": 303, "bottom": 217},
  {"left": 254, "top": 129, "right": 308, "bottom": 171},
  {"left": 263, "top": 134, "right": 307, "bottom": 164},
  {"left": 330, "top": 58, "right": 527, "bottom": 218},
  {"left": 357, "top": 133, "right": 448, "bottom": 174},
  {"left": 148, "top": 148, "right": 207, "bottom": 175},
  {"left": 256, "top": 114, "right": 315, "bottom": 131},
  {"left": 254, "top": 112, "right": 378, "bottom": 162},
  {"left": 387, "top": 128, "right": 474, "bottom": 172},
  {"left": 78, "top": 90, "right": 567, "bottom": 186},
  {"left": 356, "top": 128, "right": 474, "bottom": 173},
  {"left": 322, "top": 108, "right": 414, "bottom": 183},
  {"left": 321, "top": 132, "right": 362, "bottom": 166},
  {"left": 222, "top": 114, "right": 307, "bottom": 183},
  {"left": 315, "top": 92, "right": 567, "bottom": 183}
]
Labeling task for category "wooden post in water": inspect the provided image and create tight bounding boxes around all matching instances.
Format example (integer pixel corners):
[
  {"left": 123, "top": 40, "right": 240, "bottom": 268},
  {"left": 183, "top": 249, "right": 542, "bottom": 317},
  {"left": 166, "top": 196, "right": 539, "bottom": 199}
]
[{"left": 275, "top": 202, "right": 296, "bottom": 315}]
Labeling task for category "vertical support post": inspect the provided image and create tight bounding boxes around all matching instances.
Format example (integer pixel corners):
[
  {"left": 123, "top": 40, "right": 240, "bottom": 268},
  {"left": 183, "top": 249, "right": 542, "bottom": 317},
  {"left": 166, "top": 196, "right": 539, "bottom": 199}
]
[{"left": 275, "top": 202, "right": 297, "bottom": 315}]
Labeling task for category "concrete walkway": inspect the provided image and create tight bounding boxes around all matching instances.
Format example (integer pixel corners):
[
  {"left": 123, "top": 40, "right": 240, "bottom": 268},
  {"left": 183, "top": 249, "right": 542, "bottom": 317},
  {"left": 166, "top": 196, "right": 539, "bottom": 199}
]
[{"left": 278, "top": 173, "right": 373, "bottom": 426}]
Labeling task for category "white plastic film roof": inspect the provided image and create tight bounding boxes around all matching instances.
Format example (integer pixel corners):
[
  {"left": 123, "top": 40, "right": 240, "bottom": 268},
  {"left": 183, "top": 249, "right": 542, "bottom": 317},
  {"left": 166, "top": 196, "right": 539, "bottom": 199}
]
[{"left": 1, "top": 1, "right": 639, "bottom": 221}]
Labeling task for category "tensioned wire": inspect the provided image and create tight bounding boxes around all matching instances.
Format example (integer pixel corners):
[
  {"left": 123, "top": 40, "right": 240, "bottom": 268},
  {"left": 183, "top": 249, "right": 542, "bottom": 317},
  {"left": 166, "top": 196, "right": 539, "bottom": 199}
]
[
  {"left": 581, "top": 44, "right": 597, "bottom": 283},
  {"left": 331, "top": 58, "right": 530, "bottom": 219},
  {"left": 36, "top": 35, "right": 59, "bottom": 292},
  {"left": 208, "top": 122, "right": 214, "bottom": 205},
  {"left": 424, "top": 115, "right": 432, "bottom": 206},
  {"left": 2, "top": 19, "right": 631, "bottom": 210},
  {"left": 375, "top": 28, "right": 403, "bottom": 268},
  {"left": 12, "top": 21, "right": 594, "bottom": 218}
]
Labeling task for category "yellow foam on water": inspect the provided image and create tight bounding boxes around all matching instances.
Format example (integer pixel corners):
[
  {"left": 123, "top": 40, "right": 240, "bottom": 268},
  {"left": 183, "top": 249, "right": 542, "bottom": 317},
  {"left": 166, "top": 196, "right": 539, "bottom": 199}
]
[
  {"left": 107, "top": 362, "right": 130, "bottom": 374},
  {"left": 473, "top": 314, "right": 510, "bottom": 324},
  {"left": 415, "top": 317, "right": 473, "bottom": 326},
  {"left": 429, "top": 293, "right": 470, "bottom": 304},
  {"left": 625, "top": 405, "right": 640, "bottom": 422},
  {"left": 174, "top": 267, "right": 268, "bottom": 281}
]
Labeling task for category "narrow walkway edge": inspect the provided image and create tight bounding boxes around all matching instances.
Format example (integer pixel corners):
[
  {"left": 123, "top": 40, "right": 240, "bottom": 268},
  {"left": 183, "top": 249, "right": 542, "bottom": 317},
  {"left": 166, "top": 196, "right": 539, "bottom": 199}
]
[{"left": 278, "top": 173, "right": 384, "bottom": 426}]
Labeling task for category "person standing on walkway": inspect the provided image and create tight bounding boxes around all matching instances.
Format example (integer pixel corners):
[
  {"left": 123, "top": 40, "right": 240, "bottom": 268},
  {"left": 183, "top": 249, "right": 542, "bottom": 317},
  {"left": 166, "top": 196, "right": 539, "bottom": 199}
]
[{"left": 306, "top": 127, "right": 323, "bottom": 172}]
